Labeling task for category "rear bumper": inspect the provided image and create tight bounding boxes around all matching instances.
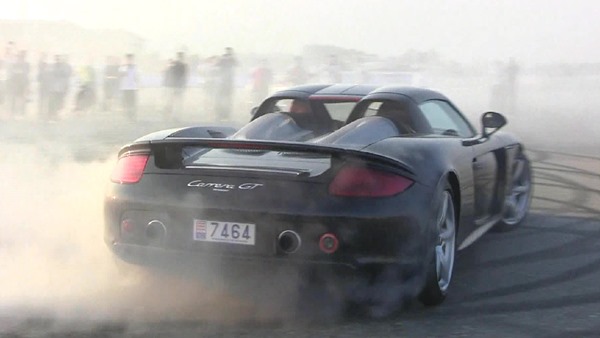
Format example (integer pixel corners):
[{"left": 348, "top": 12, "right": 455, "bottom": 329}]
[
  {"left": 108, "top": 240, "right": 425, "bottom": 272},
  {"left": 104, "top": 180, "right": 437, "bottom": 272},
  {"left": 105, "top": 210, "right": 432, "bottom": 272}
]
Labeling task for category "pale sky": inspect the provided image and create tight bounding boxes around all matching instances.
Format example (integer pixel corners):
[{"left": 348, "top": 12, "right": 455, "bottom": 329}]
[{"left": 1, "top": 0, "right": 599, "bottom": 64}]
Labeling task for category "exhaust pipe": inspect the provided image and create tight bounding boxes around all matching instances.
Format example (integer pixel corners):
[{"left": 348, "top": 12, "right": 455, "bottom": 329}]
[
  {"left": 278, "top": 230, "right": 301, "bottom": 254},
  {"left": 146, "top": 220, "right": 167, "bottom": 245}
]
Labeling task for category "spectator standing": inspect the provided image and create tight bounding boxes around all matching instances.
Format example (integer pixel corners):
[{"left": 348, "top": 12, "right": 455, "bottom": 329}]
[
  {"left": 198, "top": 56, "right": 219, "bottom": 112},
  {"left": 327, "top": 54, "right": 342, "bottom": 83},
  {"left": 162, "top": 58, "right": 174, "bottom": 114},
  {"left": 286, "top": 56, "right": 309, "bottom": 86},
  {"left": 37, "top": 52, "right": 52, "bottom": 119},
  {"left": 0, "top": 56, "right": 5, "bottom": 110},
  {"left": 164, "top": 52, "right": 188, "bottom": 121},
  {"left": 61, "top": 55, "right": 73, "bottom": 111},
  {"left": 119, "top": 53, "right": 139, "bottom": 121},
  {"left": 8, "top": 50, "right": 30, "bottom": 118},
  {"left": 251, "top": 59, "right": 273, "bottom": 105},
  {"left": 0, "top": 41, "right": 16, "bottom": 111},
  {"left": 489, "top": 58, "right": 520, "bottom": 115},
  {"left": 48, "top": 55, "right": 71, "bottom": 121},
  {"left": 215, "top": 47, "right": 238, "bottom": 121},
  {"left": 505, "top": 58, "right": 519, "bottom": 114},
  {"left": 74, "top": 61, "right": 97, "bottom": 114},
  {"left": 102, "top": 56, "right": 120, "bottom": 111}
]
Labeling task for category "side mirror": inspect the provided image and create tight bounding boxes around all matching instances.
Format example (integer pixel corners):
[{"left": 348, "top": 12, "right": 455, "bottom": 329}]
[
  {"left": 481, "top": 111, "right": 507, "bottom": 137},
  {"left": 250, "top": 106, "right": 259, "bottom": 116}
]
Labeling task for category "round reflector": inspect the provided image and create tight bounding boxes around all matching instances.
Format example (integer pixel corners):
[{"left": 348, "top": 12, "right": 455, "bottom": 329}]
[{"left": 319, "top": 233, "right": 339, "bottom": 254}]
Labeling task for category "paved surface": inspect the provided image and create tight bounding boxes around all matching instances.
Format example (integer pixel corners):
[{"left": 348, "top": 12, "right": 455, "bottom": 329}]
[{"left": 0, "top": 117, "right": 599, "bottom": 337}]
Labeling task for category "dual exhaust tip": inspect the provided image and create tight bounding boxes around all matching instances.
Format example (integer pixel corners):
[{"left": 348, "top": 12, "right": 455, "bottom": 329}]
[
  {"left": 277, "top": 230, "right": 339, "bottom": 254},
  {"left": 278, "top": 230, "right": 302, "bottom": 254},
  {"left": 145, "top": 220, "right": 167, "bottom": 244}
]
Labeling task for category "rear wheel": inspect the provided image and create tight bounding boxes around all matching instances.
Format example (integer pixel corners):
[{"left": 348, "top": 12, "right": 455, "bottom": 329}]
[
  {"left": 419, "top": 186, "right": 456, "bottom": 306},
  {"left": 495, "top": 153, "right": 532, "bottom": 231}
]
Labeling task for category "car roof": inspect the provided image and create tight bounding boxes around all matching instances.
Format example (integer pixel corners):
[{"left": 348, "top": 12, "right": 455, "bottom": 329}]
[
  {"left": 272, "top": 84, "right": 379, "bottom": 99},
  {"left": 271, "top": 84, "right": 449, "bottom": 104},
  {"left": 365, "top": 86, "right": 450, "bottom": 104}
]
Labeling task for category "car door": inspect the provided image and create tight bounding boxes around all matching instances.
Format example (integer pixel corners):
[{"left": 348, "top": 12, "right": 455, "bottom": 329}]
[{"left": 419, "top": 100, "right": 498, "bottom": 222}]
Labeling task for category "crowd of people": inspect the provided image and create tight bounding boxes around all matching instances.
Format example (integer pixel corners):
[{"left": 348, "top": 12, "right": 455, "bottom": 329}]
[
  {"left": 0, "top": 42, "right": 256, "bottom": 122},
  {"left": 0, "top": 41, "right": 144, "bottom": 122},
  {"left": 159, "top": 48, "right": 317, "bottom": 121},
  {"left": 1, "top": 38, "right": 523, "bottom": 124},
  {"left": 1, "top": 40, "right": 396, "bottom": 123}
]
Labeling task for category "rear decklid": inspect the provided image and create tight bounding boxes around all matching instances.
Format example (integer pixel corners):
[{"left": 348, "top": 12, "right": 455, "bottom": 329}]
[
  {"left": 121, "top": 138, "right": 413, "bottom": 177},
  {"left": 112, "top": 138, "right": 416, "bottom": 211}
]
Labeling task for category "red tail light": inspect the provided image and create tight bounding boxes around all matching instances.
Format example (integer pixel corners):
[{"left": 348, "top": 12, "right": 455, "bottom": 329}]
[
  {"left": 110, "top": 154, "right": 149, "bottom": 184},
  {"left": 329, "top": 166, "right": 413, "bottom": 197}
]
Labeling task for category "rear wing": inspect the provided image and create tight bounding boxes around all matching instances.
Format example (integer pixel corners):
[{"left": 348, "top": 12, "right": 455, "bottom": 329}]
[{"left": 119, "top": 138, "right": 415, "bottom": 178}]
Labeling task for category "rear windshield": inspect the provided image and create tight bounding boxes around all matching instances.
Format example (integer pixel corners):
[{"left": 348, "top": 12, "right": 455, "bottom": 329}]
[
  {"left": 262, "top": 98, "right": 360, "bottom": 131},
  {"left": 323, "top": 101, "right": 359, "bottom": 122}
]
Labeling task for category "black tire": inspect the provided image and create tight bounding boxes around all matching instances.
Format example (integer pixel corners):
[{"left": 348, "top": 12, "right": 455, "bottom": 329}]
[
  {"left": 419, "top": 182, "right": 457, "bottom": 306},
  {"left": 494, "top": 152, "right": 533, "bottom": 232}
]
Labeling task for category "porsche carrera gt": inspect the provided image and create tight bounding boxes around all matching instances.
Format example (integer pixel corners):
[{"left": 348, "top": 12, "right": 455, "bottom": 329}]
[{"left": 104, "top": 84, "right": 532, "bottom": 309}]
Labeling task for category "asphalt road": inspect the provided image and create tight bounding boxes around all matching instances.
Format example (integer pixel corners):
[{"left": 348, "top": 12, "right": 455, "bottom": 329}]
[{"left": 0, "top": 116, "right": 599, "bottom": 337}]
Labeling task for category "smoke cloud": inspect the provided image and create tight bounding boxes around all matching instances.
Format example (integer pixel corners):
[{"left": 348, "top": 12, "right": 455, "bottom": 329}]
[{"left": 0, "top": 144, "right": 309, "bottom": 331}]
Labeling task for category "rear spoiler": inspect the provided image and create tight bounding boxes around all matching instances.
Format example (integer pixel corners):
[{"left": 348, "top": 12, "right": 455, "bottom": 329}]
[{"left": 119, "top": 138, "right": 415, "bottom": 177}]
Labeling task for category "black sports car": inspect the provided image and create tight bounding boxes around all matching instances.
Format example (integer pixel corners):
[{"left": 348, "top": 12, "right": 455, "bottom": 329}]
[{"left": 105, "top": 84, "right": 532, "bottom": 311}]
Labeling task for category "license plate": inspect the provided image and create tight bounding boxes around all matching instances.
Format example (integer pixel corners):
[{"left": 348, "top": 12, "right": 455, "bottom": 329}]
[{"left": 193, "top": 219, "right": 255, "bottom": 245}]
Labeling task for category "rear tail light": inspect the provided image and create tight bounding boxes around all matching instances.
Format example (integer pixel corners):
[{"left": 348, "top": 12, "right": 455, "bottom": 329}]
[
  {"left": 110, "top": 154, "right": 149, "bottom": 184},
  {"left": 329, "top": 166, "right": 413, "bottom": 197}
]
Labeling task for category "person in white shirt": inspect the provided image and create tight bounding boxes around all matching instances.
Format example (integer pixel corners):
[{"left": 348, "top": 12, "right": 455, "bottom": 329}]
[{"left": 119, "top": 53, "right": 139, "bottom": 121}]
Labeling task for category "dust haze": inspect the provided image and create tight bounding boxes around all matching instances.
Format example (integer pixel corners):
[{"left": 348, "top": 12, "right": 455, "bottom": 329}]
[
  {"left": 1, "top": 0, "right": 600, "bottom": 335},
  {"left": 0, "top": 144, "right": 318, "bottom": 332}
]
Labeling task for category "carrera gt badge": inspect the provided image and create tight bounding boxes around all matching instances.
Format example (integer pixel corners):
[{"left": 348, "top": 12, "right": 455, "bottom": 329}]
[{"left": 187, "top": 180, "right": 263, "bottom": 192}]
